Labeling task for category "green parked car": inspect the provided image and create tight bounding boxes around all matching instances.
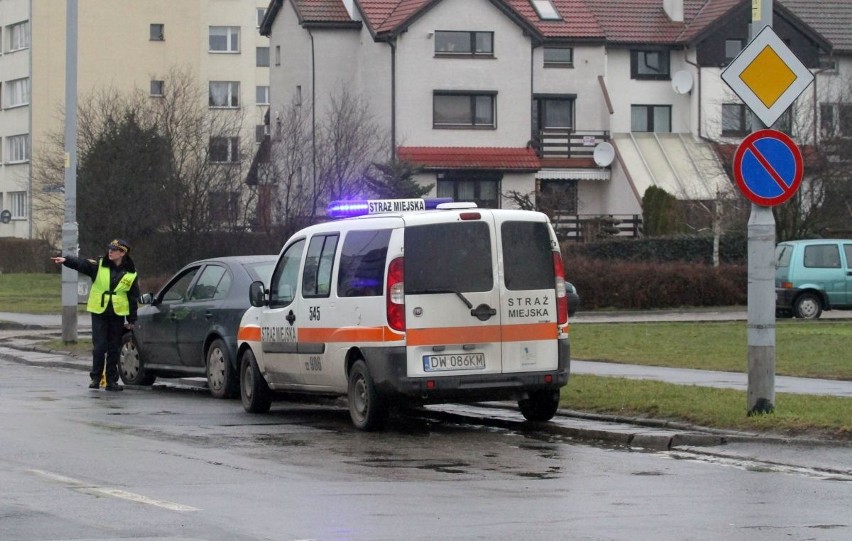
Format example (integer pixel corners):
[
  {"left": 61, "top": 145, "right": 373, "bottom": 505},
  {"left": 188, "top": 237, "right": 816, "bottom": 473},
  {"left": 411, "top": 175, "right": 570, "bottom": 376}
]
[{"left": 775, "top": 239, "right": 852, "bottom": 319}]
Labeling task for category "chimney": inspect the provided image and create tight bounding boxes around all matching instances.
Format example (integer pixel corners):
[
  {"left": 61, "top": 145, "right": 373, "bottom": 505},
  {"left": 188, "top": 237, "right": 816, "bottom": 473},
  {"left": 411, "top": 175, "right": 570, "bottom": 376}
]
[{"left": 663, "top": 0, "right": 683, "bottom": 22}]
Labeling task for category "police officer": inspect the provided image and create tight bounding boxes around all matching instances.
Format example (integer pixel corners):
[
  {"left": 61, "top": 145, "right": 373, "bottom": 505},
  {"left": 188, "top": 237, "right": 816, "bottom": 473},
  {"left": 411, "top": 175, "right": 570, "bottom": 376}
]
[{"left": 52, "top": 239, "right": 139, "bottom": 391}]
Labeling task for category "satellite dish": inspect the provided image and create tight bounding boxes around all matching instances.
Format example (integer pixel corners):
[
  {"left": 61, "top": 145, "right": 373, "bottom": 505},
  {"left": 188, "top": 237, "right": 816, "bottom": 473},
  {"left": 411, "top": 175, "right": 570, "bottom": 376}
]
[
  {"left": 593, "top": 142, "right": 615, "bottom": 167},
  {"left": 672, "top": 70, "right": 693, "bottom": 94}
]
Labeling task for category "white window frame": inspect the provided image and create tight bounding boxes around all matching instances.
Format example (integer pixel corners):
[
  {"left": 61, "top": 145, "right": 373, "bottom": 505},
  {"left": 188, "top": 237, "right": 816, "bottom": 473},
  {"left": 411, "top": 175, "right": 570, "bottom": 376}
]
[
  {"left": 10, "top": 191, "right": 28, "bottom": 219},
  {"left": 209, "top": 81, "right": 240, "bottom": 108},
  {"left": 5, "top": 77, "right": 29, "bottom": 108},
  {"left": 7, "top": 134, "right": 29, "bottom": 163},
  {"left": 256, "top": 85, "right": 269, "bottom": 105},
  {"left": 7, "top": 21, "right": 30, "bottom": 52},
  {"left": 209, "top": 136, "right": 240, "bottom": 163},
  {"left": 209, "top": 26, "right": 240, "bottom": 53}
]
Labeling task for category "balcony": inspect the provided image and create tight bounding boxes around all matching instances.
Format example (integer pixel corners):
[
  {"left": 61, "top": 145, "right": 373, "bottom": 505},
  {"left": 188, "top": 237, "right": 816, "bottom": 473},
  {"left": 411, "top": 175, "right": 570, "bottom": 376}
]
[{"left": 530, "top": 129, "right": 610, "bottom": 160}]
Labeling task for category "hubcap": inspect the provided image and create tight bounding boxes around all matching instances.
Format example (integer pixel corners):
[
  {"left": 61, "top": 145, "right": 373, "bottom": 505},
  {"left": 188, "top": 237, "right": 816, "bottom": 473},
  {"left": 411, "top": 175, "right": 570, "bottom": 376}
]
[
  {"left": 208, "top": 347, "right": 226, "bottom": 391},
  {"left": 120, "top": 342, "right": 140, "bottom": 379}
]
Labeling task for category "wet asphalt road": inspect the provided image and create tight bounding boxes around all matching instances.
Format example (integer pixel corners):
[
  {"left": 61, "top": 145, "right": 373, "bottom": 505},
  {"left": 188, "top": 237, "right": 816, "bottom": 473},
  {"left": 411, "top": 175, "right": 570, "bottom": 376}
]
[{"left": 2, "top": 358, "right": 851, "bottom": 541}]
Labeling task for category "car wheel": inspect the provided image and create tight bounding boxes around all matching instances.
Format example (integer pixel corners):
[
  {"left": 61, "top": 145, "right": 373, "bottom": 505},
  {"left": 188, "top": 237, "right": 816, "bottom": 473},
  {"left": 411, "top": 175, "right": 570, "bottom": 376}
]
[
  {"left": 347, "top": 359, "right": 387, "bottom": 431},
  {"left": 206, "top": 338, "right": 238, "bottom": 399},
  {"left": 794, "top": 292, "right": 822, "bottom": 319},
  {"left": 518, "top": 390, "right": 560, "bottom": 422},
  {"left": 240, "top": 349, "right": 271, "bottom": 413},
  {"left": 119, "top": 333, "right": 156, "bottom": 386}
]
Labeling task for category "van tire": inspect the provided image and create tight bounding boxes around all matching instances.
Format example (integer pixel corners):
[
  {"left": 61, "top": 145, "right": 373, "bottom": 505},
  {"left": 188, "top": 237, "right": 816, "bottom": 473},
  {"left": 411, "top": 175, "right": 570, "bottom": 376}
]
[
  {"left": 207, "top": 338, "right": 238, "bottom": 399},
  {"left": 348, "top": 360, "right": 387, "bottom": 431},
  {"left": 519, "top": 390, "right": 560, "bottom": 422},
  {"left": 794, "top": 293, "right": 822, "bottom": 319},
  {"left": 240, "top": 349, "right": 271, "bottom": 413},
  {"left": 119, "top": 333, "right": 156, "bottom": 386}
]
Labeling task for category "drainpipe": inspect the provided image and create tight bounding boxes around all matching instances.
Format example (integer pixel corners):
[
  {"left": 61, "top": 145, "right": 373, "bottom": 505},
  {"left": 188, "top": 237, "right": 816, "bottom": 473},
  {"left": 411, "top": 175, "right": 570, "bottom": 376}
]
[
  {"left": 684, "top": 49, "right": 703, "bottom": 140},
  {"left": 308, "top": 28, "right": 317, "bottom": 216},
  {"left": 389, "top": 39, "right": 397, "bottom": 160},
  {"left": 811, "top": 65, "right": 830, "bottom": 146}
]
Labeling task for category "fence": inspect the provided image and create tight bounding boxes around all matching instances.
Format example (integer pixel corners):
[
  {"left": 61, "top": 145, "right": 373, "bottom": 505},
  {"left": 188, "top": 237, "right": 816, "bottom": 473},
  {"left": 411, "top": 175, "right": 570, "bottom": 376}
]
[{"left": 551, "top": 214, "right": 642, "bottom": 242}]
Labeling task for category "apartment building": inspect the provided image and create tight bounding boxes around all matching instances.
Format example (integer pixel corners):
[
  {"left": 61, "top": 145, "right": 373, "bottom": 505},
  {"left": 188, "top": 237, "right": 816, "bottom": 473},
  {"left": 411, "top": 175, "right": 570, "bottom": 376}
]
[
  {"left": 0, "top": 0, "right": 270, "bottom": 241},
  {"left": 261, "top": 0, "right": 849, "bottom": 240}
]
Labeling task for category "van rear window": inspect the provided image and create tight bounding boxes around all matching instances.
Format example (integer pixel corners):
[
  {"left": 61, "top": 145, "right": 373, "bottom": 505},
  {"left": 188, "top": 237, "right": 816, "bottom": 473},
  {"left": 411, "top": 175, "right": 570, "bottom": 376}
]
[
  {"left": 338, "top": 229, "right": 391, "bottom": 297},
  {"left": 405, "top": 222, "right": 493, "bottom": 293},
  {"left": 502, "top": 221, "right": 554, "bottom": 290}
]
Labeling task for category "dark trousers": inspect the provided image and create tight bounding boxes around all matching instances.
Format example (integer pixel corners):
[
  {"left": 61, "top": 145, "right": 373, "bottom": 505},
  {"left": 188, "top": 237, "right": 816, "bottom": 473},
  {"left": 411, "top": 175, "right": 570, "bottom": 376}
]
[{"left": 90, "top": 312, "right": 125, "bottom": 385}]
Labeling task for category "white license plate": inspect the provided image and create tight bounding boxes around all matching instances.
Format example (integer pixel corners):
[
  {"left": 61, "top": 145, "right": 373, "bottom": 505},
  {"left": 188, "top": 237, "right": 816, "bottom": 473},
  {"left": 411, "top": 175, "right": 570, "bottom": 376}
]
[{"left": 423, "top": 353, "right": 486, "bottom": 372}]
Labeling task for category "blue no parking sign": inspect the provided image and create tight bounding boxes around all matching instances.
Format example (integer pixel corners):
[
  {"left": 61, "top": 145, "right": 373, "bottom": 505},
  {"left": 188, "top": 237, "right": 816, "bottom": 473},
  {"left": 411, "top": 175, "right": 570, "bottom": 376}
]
[{"left": 733, "top": 129, "right": 803, "bottom": 206}]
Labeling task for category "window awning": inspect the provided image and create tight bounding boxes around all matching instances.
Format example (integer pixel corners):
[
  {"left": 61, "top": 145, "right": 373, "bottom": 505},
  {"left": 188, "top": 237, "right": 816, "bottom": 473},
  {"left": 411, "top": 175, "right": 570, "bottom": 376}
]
[
  {"left": 612, "top": 133, "right": 731, "bottom": 200},
  {"left": 536, "top": 168, "right": 610, "bottom": 181}
]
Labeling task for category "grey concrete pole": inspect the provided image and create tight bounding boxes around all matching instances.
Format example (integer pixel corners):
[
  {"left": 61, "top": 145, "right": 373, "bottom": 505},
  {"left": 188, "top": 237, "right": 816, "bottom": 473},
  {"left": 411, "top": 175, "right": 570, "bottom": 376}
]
[
  {"left": 61, "top": 0, "right": 79, "bottom": 343},
  {"left": 746, "top": 0, "right": 775, "bottom": 415}
]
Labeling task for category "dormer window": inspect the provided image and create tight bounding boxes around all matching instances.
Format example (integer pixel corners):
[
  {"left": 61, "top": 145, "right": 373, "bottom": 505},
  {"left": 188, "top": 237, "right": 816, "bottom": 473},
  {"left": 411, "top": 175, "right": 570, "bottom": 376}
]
[{"left": 531, "top": 0, "right": 560, "bottom": 20}]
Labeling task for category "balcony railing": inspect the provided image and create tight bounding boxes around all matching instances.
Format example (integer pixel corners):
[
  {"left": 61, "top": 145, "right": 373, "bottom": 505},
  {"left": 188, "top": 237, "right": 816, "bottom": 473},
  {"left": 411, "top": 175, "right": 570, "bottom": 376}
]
[
  {"left": 551, "top": 213, "right": 642, "bottom": 242},
  {"left": 531, "top": 129, "right": 610, "bottom": 160}
]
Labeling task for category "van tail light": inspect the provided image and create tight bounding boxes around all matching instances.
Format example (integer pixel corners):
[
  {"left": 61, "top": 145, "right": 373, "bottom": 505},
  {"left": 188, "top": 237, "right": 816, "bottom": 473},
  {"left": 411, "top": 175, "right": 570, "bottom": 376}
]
[
  {"left": 780, "top": 281, "right": 793, "bottom": 289},
  {"left": 553, "top": 252, "right": 568, "bottom": 325},
  {"left": 387, "top": 257, "right": 405, "bottom": 332}
]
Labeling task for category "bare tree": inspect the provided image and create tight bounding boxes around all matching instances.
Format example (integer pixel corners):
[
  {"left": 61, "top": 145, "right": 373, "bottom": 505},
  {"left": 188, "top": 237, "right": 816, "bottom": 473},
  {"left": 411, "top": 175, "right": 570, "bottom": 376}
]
[{"left": 31, "top": 67, "right": 259, "bottom": 252}]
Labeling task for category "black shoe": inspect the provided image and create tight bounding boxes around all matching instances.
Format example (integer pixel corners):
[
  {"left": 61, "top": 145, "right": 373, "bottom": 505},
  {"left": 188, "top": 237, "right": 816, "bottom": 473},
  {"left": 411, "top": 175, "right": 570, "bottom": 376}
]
[
  {"left": 105, "top": 384, "right": 124, "bottom": 392},
  {"left": 89, "top": 381, "right": 100, "bottom": 389}
]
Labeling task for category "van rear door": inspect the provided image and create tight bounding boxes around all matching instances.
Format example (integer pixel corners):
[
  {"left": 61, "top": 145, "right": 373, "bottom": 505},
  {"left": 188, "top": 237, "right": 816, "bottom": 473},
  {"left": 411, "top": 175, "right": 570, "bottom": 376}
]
[
  {"left": 496, "top": 214, "right": 560, "bottom": 373},
  {"left": 402, "top": 212, "right": 503, "bottom": 377}
]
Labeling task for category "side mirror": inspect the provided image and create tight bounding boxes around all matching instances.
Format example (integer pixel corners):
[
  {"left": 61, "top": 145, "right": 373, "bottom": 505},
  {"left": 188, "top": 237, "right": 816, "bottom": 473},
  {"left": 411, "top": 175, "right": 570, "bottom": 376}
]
[
  {"left": 139, "top": 293, "right": 154, "bottom": 305},
  {"left": 249, "top": 281, "right": 267, "bottom": 307}
]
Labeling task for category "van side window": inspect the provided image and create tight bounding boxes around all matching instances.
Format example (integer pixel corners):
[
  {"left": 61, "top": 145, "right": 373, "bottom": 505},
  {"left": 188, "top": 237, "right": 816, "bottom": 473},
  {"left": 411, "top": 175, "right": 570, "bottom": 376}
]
[
  {"left": 405, "top": 222, "right": 493, "bottom": 293},
  {"left": 338, "top": 229, "right": 391, "bottom": 297},
  {"left": 270, "top": 239, "right": 306, "bottom": 307},
  {"left": 502, "top": 221, "right": 554, "bottom": 290},
  {"left": 303, "top": 234, "right": 339, "bottom": 298},
  {"left": 803, "top": 244, "right": 841, "bottom": 268},
  {"left": 845, "top": 244, "right": 852, "bottom": 268}
]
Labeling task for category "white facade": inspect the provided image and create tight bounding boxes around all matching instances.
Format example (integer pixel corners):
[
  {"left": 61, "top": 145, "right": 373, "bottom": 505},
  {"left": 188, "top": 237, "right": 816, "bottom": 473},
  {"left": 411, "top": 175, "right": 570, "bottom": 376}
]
[{"left": 0, "top": 0, "right": 271, "bottom": 241}]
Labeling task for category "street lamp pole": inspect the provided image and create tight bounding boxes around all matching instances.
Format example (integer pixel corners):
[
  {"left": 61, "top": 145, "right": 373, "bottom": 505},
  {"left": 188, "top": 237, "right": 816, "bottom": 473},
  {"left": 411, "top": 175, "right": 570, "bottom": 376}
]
[{"left": 61, "top": 0, "right": 79, "bottom": 343}]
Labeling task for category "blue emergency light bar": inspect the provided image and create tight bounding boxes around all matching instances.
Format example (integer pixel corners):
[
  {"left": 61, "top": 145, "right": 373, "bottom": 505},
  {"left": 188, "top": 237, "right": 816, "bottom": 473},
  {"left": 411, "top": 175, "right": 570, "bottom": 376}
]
[{"left": 327, "top": 198, "right": 454, "bottom": 219}]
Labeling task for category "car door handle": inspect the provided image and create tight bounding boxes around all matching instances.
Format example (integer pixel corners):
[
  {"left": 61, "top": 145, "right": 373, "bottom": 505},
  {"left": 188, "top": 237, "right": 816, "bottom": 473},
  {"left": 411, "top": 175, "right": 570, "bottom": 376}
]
[
  {"left": 286, "top": 310, "right": 296, "bottom": 325},
  {"left": 204, "top": 311, "right": 214, "bottom": 319}
]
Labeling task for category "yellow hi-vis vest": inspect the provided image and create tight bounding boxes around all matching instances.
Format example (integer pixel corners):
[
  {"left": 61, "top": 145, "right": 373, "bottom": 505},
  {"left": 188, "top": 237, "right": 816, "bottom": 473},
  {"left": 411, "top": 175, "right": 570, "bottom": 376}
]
[{"left": 87, "top": 259, "right": 137, "bottom": 316}]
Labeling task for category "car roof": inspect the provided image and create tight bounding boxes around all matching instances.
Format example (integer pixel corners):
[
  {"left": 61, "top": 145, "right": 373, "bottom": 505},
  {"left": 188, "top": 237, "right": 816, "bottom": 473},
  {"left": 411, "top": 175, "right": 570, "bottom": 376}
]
[{"left": 190, "top": 255, "right": 278, "bottom": 265}]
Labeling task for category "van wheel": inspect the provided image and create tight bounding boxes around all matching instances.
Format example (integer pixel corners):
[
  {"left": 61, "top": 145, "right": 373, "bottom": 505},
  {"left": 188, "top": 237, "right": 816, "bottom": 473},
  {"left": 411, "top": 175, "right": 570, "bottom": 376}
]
[
  {"left": 348, "top": 360, "right": 387, "bottom": 431},
  {"left": 207, "top": 338, "right": 238, "bottom": 399},
  {"left": 119, "top": 333, "right": 156, "bottom": 386},
  {"left": 240, "top": 349, "right": 271, "bottom": 413},
  {"left": 519, "top": 390, "right": 560, "bottom": 422},
  {"left": 794, "top": 293, "right": 822, "bottom": 319}
]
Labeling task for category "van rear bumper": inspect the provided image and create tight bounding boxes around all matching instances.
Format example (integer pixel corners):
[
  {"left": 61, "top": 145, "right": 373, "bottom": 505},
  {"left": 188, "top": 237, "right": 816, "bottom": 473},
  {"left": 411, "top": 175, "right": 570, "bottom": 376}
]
[{"left": 363, "top": 338, "right": 570, "bottom": 402}]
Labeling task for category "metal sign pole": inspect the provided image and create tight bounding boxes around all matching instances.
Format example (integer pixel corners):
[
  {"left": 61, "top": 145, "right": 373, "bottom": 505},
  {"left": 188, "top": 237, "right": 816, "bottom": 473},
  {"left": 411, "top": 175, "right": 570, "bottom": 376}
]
[
  {"left": 746, "top": 0, "right": 775, "bottom": 415},
  {"left": 61, "top": 0, "right": 79, "bottom": 343}
]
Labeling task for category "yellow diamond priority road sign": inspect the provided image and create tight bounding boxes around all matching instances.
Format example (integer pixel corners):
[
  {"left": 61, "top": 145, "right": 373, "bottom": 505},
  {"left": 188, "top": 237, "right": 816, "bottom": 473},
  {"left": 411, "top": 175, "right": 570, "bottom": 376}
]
[{"left": 721, "top": 25, "right": 814, "bottom": 128}]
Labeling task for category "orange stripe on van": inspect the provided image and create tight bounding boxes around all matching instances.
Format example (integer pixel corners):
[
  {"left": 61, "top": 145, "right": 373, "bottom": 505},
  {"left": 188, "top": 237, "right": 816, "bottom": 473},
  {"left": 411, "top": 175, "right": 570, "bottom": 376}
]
[
  {"left": 299, "top": 326, "right": 405, "bottom": 343},
  {"left": 406, "top": 323, "right": 556, "bottom": 346},
  {"left": 238, "top": 326, "right": 262, "bottom": 341}
]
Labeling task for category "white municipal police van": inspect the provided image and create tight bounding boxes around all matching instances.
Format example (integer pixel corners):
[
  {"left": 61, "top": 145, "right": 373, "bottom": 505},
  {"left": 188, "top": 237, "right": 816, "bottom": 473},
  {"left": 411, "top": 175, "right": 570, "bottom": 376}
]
[{"left": 236, "top": 198, "right": 571, "bottom": 430}]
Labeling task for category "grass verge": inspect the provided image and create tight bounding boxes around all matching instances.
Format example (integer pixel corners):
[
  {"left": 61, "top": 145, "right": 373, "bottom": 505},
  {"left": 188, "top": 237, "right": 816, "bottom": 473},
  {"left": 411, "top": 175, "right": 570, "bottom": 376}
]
[{"left": 561, "top": 374, "right": 852, "bottom": 440}]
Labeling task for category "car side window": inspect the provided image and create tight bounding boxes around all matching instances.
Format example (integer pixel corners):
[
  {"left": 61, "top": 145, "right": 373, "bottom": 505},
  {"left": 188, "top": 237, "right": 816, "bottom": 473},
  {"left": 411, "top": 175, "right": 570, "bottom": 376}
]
[
  {"left": 160, "top": 268, "right": 200, "bottom": 303},
  {"left": 270, "top": 239, "right": 305, "bottom": 308},
  {"left": 803, "top": 244, "right": 841, "bottom": 269},
  {"left": 338, "top": 229, "right": 391, "bottom": 297},
  {"left": 189, "top": 264, "right": 229, "bottom": 301},
  {"left": 303, "top": 234, "right": 339, "bottom": 298},
  {"left": 844, "top": 245, "right": 852, "bottom": 269}
]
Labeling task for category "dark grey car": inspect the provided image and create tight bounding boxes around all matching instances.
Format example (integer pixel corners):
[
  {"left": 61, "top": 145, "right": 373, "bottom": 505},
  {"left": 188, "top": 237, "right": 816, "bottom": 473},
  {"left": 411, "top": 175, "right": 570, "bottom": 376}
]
[{"left": 119, "top": 255, "right": 276, "bottom": 398}]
